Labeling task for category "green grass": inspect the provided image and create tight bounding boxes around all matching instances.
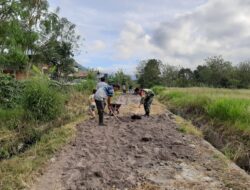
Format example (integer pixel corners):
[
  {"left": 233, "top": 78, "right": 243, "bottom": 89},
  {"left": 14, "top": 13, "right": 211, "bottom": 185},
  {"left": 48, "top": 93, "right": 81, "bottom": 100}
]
[
  {"left": 174, "top": 115, "right": 203, "bottom": 137},
  {"left": 0, "top": 89, "right": 90, "bottom": 189},
  {"left": 154, "top": 87, "right": 250, "bottom": 170},
  {"left": 0, "top": 107, "right": 24, "bottom": 128},
  {"left": 0, "top": 116, "right": 84, "bottom": 190},
  {"left": 153, "top": 87, "right": 250, "bottom": 133}
]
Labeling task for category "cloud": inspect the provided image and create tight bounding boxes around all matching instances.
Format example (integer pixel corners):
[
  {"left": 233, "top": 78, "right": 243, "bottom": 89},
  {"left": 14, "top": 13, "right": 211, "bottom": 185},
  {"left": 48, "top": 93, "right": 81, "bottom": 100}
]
[
  {"left": 112, "top": 0, "right": 250, "bottom": 70},
  {"left": 89, "top": 40, "right": 106, "bottom": 52},
  {"left": 114, "top": 21, "right": 161, "bottom": 60},
  {"left": 96, "top": 63, "right": 136, "bottom": 75},
  {"left": 49, "top": 0, "right": 250, "bottom": 74},
  {"left": 151, "top": 0, "right": 250, "bottom": 67}
]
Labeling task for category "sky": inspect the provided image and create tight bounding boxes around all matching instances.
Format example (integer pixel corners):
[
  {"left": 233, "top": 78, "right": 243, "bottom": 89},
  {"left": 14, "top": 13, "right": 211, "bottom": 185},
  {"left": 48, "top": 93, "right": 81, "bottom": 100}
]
[{"left": 48, "top": 0, "right": 250, "bottom": 75}]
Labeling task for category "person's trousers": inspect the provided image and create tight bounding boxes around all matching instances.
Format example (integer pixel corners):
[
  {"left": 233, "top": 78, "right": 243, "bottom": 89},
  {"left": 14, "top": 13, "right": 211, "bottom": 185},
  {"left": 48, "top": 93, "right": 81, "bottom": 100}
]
[
  {"left": 95, "top": 100, "right": 105, "bottom": 124},
  {"left": 143, "top": 95, "right": 154, "bottom": 116}
]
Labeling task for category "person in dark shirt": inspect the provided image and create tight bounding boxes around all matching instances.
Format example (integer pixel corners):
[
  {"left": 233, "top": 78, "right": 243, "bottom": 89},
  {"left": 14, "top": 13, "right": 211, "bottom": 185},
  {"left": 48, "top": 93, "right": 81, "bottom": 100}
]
[{"left": 135, "top": 88, "right": 155, "bottom": 117}]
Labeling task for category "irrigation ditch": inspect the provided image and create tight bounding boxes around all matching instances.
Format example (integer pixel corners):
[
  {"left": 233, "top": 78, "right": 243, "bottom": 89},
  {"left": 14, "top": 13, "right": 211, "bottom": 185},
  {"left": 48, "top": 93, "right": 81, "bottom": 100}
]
[{"left": 168, "top": 107, "right": 250, "bottom": 173}]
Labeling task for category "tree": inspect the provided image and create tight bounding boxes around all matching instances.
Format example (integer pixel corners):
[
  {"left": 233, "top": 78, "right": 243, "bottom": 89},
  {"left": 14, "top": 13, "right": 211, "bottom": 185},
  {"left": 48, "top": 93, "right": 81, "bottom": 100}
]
[
  {"left": 136, "top": 59, "right": 162, "bottom": 88},
  {"left": 194, "top": 56, "right": 234, "bottom": 88},
  {"left": 135, "top": 56, "right": 250, "bottom": 89},
  {"left": 176, "top": 68, "right": 194, "bottom": 87},
  {"left": 38, "top": 14, "right": 80, "bottom": 79},
  {"left": 108, "top": 70, "right": 133, "bottom": 87},
  {"left": 236, "top": 61, "right": 250, "bottom": 88},
  {"left": 115, "top": 70, "right": 132, "bottom": 85},
  {"left": 161, "top": 64, "right": 179, "bottom": 87},
  {"left": 0, "top": 0, "right": 80, "bottom": 80},
  {"left": 0, "top": 0, "right": 48, "bottom": 69}
]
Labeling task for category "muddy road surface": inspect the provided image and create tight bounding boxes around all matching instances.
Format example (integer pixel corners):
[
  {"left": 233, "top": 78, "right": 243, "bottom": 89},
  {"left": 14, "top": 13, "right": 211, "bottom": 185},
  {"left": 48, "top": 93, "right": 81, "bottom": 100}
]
[{"left": 31, "top": 95, "right": 250, "bottom": 190}]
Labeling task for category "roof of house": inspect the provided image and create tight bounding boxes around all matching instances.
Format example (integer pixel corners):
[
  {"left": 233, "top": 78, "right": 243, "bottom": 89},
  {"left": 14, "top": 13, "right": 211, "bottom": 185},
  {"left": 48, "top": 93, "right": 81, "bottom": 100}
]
[{"left": 73, "top": 71, "right": 88, "bottom": 78}]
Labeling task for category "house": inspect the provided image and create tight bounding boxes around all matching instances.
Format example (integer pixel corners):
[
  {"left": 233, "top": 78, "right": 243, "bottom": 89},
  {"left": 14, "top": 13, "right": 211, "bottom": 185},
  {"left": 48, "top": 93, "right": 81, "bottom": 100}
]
[
  {"left": 72, "top": 71, "right": 88, "bottom": 78},
  {"left": 1, "top": 65, "right": 28, "bottom": 80},
  {"left": 69, "top": 62, "right": 88, "bottom": 79},
  {"left": 1, "top": 53, "right": 35, "bottom": 80}
]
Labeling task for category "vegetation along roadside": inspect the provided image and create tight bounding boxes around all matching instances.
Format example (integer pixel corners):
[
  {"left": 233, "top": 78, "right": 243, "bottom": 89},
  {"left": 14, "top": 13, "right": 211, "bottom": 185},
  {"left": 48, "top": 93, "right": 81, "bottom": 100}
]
[
  {"left": 153, "top": 86, "right": 250, "bottom": 173},
  {"left": 0, "top": 73, "right": 96, "bottom": 190}
]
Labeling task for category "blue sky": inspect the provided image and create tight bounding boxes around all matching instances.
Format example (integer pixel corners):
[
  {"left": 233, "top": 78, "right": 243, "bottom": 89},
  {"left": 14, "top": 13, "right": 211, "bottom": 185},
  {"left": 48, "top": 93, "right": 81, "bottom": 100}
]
[{"left": 48, "top": 0, "right": 250, "bottom": 75}]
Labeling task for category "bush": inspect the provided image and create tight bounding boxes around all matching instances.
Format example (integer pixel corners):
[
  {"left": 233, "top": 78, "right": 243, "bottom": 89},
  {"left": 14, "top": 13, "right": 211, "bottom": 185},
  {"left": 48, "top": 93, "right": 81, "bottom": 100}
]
[
  {"left": 0, "top": 73, "right": 23, "bottom": 108},
  {"left": 75, "top": 79, "right": 96, "bottom": 93},
  {"left": 0, "top": 107, "right": 24, "bottom": 129},
  {"left": 22, "top": 77, "right": 64, "bottom": 122}
]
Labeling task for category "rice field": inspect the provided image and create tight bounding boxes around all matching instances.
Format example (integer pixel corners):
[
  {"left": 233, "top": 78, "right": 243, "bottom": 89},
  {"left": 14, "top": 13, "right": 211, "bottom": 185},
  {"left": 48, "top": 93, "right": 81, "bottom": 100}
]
[{"left": 153, "top": 86, "right": 250, "bottom": 133}]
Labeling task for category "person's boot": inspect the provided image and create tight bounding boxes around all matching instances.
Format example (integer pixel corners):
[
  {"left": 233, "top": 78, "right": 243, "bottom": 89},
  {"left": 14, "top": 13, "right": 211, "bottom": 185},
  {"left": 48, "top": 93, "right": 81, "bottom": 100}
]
[
  {"left": 99, "top": 123, "right": 107, "bottom": 126},
  {"left": 99, "top": 112, "right": 106, "bottom": 126}
]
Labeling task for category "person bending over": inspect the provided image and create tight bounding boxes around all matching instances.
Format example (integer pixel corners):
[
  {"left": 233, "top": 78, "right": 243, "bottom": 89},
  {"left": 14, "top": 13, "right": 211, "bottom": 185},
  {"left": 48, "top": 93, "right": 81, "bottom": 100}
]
[
  {"left": 136, "top": 88, "right": 155, "bottom": 117},
  {"left": 94, "top": 84, "right": 119, "bottom": 126}
]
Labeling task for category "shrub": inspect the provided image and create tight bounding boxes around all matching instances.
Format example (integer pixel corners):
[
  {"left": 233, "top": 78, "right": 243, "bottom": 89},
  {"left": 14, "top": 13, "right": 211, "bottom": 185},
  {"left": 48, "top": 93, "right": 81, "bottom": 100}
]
[
  {"left": 0, "top": 73, "right": 23, "bottom": 108},
  {"left": 0, "top": 107, "right": 24, "bottom": 129},
  {"left": 22, "top": 77, "right": 64, "bottom": 122},
  {"left": 75, "top": 79, "right": 96, "bottom": 93}
]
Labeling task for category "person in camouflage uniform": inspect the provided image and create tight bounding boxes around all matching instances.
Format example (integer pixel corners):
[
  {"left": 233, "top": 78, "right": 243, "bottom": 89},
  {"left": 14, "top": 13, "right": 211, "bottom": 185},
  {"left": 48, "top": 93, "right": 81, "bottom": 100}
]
[{"left": 136, "top": 88, "right": 155, "bottom": 117}]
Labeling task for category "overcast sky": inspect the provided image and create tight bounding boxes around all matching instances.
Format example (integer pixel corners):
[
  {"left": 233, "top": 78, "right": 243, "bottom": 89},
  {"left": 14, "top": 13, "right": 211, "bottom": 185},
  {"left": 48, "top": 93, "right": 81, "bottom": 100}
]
[{"left": 48, "top": 0, "right": 250, "bottom": 74}]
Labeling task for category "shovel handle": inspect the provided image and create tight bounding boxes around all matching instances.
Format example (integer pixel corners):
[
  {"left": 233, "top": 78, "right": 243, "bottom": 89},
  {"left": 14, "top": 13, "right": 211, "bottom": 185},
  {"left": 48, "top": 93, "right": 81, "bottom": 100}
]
[{"left": 109, "top": 107, "right": 122, "bottom": 122}]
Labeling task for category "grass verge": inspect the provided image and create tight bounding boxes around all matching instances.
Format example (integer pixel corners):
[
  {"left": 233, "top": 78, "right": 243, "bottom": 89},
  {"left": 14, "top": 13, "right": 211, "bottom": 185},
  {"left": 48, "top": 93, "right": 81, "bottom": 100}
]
[
  {"left": 174, "top": 115, "right": 203, "bottom": 137},
  {"left": 0, "top": 116, "right": 85, "bottom": 190}
]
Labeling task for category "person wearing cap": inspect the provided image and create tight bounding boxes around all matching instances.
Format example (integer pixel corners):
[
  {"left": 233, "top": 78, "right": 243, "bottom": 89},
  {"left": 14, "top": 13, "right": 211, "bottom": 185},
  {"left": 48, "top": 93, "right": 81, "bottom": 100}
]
[{"left": 135, "top": 88, "right": 155, "bottom": 117}]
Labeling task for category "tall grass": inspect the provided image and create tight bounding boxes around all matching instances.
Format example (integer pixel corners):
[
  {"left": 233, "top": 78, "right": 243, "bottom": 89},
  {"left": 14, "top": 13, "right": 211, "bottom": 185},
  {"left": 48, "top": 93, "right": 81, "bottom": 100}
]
[
  {"left": 0, "top": 107, "right": 24, "bottom": 126},
  {"left": 153, "top": 86, "right": 250, "bottom": 171},
  {"left": 0, "top": 74, "right": 92, "bottom": 188},
  {"left": 0, "top": 77, "right": 87, "bottom": 160},
  {"left": 22, "top": 77, "right": 65, "bottom": 122},
  {"left": 0, "top": 116, "right": 80, "bottom": 190},
  {"left": 0, "top": 73, "right": 23, "bottom": 109},
  {"left": 153, "top": 86, "right": 250, "bottom": 133},
  {"left": 207, "top": 99, "right": 250, "bottom": 126}
]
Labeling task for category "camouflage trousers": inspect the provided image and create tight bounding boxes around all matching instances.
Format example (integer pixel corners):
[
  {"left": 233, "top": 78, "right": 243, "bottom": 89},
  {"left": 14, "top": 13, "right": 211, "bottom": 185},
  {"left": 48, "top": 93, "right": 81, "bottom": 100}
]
[{"left": 143, "top": 95, "right": 154, "bottom": 116}]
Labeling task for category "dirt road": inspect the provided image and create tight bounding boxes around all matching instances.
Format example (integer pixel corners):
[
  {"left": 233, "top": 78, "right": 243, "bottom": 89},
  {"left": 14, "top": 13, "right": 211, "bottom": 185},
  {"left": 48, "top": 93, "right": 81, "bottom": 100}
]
[{"left": 31, "top": 95, "right": 250, "bottom": 190}]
